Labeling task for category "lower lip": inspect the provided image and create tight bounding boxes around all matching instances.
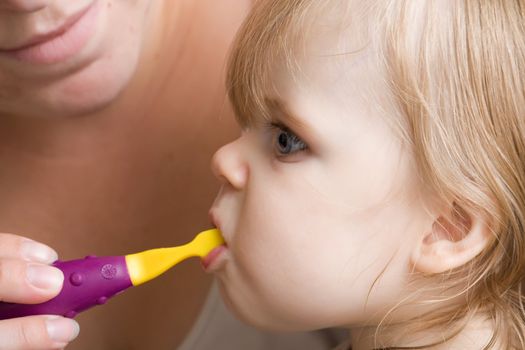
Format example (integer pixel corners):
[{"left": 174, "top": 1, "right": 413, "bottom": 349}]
[
  {"left": 1, "top": 2, "right": 99, "bottom": 65},
  {"left": 201, "top": 245, "right": 228, "bottom": 271}
]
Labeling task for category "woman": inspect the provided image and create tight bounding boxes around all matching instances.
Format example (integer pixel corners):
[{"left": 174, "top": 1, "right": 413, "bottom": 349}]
[{"left": 0, "top": 0, "right": 248, "bottom": 348}]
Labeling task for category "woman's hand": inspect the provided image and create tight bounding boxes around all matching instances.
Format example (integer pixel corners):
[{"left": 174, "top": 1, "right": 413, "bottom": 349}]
[{"left": 0, "top": 233, "right": 79, "bottom": 349}]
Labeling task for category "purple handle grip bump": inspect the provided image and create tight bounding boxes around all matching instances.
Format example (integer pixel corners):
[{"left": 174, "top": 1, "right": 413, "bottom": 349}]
[{"left": 0, "top": 255, "right": 133, "bottom": 320}]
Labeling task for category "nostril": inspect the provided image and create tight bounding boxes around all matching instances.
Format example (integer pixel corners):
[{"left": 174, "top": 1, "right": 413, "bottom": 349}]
[
  {"left": 229, "top": 166, "right": 248, "bottom": 189},
  {"left": 210, "top": 142, "right": 248, "bottom": 190}
]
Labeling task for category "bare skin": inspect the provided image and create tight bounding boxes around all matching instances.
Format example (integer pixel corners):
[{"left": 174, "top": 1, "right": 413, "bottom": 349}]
[{"left": 0, "top": 1, "right": 249, "bottom": 349}]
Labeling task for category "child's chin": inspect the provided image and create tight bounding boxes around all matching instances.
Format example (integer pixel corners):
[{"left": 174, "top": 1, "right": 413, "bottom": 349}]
[{"left": 218, "top": 287, "right": 313, "bottom": 331}]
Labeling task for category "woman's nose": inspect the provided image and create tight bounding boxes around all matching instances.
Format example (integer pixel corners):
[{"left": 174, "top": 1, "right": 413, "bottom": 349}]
[
  {"left": 0, "top": 0, "right": 48, "bottom": 12},
  {"left": 211, "top": 139, "right": 248, "bottom": 190}
]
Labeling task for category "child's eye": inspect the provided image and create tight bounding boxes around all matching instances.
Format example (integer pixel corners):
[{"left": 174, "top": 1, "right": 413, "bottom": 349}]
[{"left": 271, "top": 123, "right": 307, "bottom": 157}]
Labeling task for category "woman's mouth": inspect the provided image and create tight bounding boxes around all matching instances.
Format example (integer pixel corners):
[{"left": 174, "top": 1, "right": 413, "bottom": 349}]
[{"left": 0, "top": 1, "right": 99, "bottom": 65}]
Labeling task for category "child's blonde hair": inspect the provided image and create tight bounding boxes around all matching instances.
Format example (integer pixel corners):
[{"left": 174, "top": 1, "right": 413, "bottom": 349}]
[{"left": 226, "top": 1, "right": 525, "bottom": 348}]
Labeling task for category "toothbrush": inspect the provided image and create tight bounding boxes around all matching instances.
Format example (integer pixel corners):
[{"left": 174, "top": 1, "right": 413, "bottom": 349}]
[{"left": 0, "top": 229, "right": 224, "bottom": 320}]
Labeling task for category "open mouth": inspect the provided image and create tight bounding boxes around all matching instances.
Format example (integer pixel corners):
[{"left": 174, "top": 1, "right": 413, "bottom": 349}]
[
  {"left": 201, "top": 244, "right": 228, "bottom": 270},
  {"left": 203, "top": 210, "right": 230, "bottom": 270}
]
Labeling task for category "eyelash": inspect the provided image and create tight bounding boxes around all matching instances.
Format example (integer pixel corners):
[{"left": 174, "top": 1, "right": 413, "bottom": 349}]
[{"left": 268, "top": 122, "right": 308, "bottom": 157}]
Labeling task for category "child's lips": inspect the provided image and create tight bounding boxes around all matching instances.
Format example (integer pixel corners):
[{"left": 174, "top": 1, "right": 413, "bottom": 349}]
[
  {"left": 201, "top": 245, "right": 228, "bottom": 271},
  {"left": 205, "top": 209, "right": 229, "bottom": 271}
]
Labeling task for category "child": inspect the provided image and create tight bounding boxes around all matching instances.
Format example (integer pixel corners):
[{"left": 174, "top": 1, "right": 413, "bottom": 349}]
[{"left": 205, "top": 1, "right": 525, "bottom": 349}]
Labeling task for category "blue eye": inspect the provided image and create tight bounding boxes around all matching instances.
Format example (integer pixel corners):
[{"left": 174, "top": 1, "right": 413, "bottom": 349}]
[{"left": 273, "top": 125, "right": 307, "bottom": 156}]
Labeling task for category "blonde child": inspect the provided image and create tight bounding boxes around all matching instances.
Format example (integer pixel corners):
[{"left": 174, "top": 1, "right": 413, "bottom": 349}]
[{"left": 205, "top": 1, "right": 525, "bottom": 349}]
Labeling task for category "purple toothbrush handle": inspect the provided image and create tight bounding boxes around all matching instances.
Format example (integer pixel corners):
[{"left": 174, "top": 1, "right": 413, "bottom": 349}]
[{"left": 0, "top": 255, "right": 133, "bottom": 320}]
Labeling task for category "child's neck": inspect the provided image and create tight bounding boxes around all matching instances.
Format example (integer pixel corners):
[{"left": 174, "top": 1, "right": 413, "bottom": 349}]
[{"left": 349, "top": 314, "right": 496, "bottom": 350}]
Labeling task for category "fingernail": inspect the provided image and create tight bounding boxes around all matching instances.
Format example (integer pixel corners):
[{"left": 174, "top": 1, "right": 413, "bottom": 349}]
[
  {"left": 21, "top": 240, "right": 58, "bottom": 263},
  {"left": 46, "top": 317, "right": 80, "bottom": 343},
  {"left": 26, "top": 264, "right": 63, "bottom": 291}
]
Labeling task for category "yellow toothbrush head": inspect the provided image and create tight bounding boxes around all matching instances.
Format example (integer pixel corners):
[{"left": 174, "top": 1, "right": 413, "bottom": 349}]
[
  {"left": 125, "top": 228, "right": 225, "bottom": 286},
  {"left": 190, "top": 228, "right": 226, "bottom": 257}
]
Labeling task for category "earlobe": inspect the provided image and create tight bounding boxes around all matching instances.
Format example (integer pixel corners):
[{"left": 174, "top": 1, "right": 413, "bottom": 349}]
[{"left": 411, "top": 203, "right": 492, "bottom": 274}]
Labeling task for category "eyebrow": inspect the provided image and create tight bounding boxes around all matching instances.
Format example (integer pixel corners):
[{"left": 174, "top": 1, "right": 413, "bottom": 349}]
[{"left": 264, "top": 97, "right": 312, "bottom": 135}]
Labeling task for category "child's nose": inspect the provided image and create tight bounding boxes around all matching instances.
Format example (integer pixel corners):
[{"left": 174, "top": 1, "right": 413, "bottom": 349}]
[
  {"left": 211, "top": 139, "right": 248, "bottom": 190},
  {"left": 0, "top": 0, "right": 48, "bottom": 12}
]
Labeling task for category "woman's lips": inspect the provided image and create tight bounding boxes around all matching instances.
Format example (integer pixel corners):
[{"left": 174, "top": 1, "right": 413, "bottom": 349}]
[{"left": 0, "top": 1, "right": 99, "bottom": 65}]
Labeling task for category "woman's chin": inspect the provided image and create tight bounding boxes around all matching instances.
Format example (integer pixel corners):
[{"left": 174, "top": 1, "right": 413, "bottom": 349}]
[{"left": 3, "top": 67, "right": 133, "bottom": 119}]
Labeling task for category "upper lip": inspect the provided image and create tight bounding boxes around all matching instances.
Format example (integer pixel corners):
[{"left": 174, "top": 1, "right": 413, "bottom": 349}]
[
  {"left": 208, "top": 209, "right": 227, "bottom": 243},
  {"left": 209, "top": 209, "right": 220, "bottom": 230},
  {"left": 0, "top": 4, "right": 92, "bottom": 52}
]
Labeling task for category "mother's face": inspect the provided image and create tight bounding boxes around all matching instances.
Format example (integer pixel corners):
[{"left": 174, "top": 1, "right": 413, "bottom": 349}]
[{"left": 0, "top": 0, "right": 156, "bottom": 118}]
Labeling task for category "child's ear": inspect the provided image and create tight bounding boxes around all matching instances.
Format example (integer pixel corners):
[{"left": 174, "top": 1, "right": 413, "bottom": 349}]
[{"left": 411, "top": 203, "right": 492, "bottom": 274}]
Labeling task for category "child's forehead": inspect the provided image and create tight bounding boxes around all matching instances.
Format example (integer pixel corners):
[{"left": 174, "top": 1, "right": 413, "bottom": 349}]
[
  {"left": 227, "top": 0, "right": 430, "bottom": 128},
  {"left": 291, "top": 1, "right": 376, "bottom": 54}
]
